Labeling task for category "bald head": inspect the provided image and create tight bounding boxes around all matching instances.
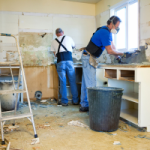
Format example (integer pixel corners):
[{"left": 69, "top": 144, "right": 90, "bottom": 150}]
[{"left": 56, "top": 28, "right": 64, "bottom": 37}]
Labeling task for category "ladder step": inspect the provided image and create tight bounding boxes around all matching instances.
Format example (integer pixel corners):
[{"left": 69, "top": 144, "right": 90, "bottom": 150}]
[
  {"left": 0, "top": 62, "right": 16, "bottom": 65},
  {"left": 1, "top": 113, "right": 33, "bottom": 121},
  {"left": 0, "top": 90, "right": 26, "bottom": 95}
]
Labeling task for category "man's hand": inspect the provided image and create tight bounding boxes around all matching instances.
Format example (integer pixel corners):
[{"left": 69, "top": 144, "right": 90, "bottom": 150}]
[
  {"left": 122, "top": 52, "right": 133, "bottom": 58},
  {"left": 116, "top": 56, "right": 122, "bottom": 63}
]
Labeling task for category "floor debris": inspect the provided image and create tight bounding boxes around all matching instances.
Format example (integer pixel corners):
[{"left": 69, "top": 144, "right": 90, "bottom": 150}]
[
  {"left": 113, "top": 141, "right": 121, "bottom": 145},
  {"left": 37, "top": 124, "right": 51, "bottom": 129},
  {"left": 32, "top": 147, "right": 40, "bottom": 150},
  {"left": 44, "top": 124, "right": 50, "bottom": 127},
  {"left": 119, "top": 124, "right": 130, "bottom": 132},
  {"left": 105, "top": 132, "right": 117, "bottom": 136},
  {"left": 31, "top": 138, "right": 40, "bottom": 145},
  {"left": 40, "top": 100, "right": 47, "bottom": 103},
  {"left": 134, "top": 135, "right": 150, "bottom": 140},
  {"left": 9, "top": 148, "right": 23, "bottom": 150},
  {"left": 3, "top": 125, "right": 19, "bottom": 133},
  {"left": 68, "top": 120, "right": 88, "bottom": 128}
]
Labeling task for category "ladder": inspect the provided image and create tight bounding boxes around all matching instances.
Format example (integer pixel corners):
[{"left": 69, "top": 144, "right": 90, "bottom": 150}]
[{"left": 0, "top": 33, "right": 38, "bottom": 145}]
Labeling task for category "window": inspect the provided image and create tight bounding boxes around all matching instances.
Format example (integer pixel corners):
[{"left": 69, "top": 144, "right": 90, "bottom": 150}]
[{"left": 112, "top": 0, "right": 138, "bottom": 51}]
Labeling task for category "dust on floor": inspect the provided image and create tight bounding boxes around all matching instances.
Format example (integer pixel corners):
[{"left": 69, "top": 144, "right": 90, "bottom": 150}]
[{"left": 2, "top": 100, "right": 150, "bottom": 150}]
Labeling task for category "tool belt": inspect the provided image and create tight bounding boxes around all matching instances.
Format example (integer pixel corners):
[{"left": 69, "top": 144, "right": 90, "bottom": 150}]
[{"left": 80, "top": 48, "right": 98, "bottom": 68}]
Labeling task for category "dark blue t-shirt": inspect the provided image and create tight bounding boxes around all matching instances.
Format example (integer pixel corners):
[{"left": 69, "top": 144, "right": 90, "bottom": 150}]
[{"left": 91, "top": 26, "right": 112, "bottom": 51}]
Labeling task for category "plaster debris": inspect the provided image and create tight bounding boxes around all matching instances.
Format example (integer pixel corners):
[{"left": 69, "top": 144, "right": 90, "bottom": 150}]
[
  {"left": 113, "top": 141, "right": 121, "bottom": 145},
  {"left": 68, "top": 120, "right": 88, "bottom": 128},
  {"left": 33, "top": 147, "right": 40, "bottom": 150},
  {"left": 105, "top": 132, "right": 117, "bottom": 136},
  {"left": 8, "top": 125, "right": 19, "bottom": 129},
  {"left": 119, "top": 125, "right": 130, "bottom": 132},
  {"left": 31, "top": 138, "right": 40, "bottom": 145},
  {"left": 3, "top": 125, "right": 19, "bottom": 132},
  {"left": 44, "top": 124, "right": 50, "bottom": 127},
  {"left": 40, "top": 100, "right": 47, "bottom": 103},
  {"left": 134, "top": 135, "right": 150, "bottom": 140}
]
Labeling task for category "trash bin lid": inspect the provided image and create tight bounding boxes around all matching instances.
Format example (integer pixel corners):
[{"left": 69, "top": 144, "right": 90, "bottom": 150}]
[{"left": 87, "top": 86, "right": 124, "bottom": 91}]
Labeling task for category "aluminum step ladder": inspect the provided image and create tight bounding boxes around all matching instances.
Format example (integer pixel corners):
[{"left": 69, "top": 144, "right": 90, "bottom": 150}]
[{"left": 0, "top": 33, "right": 38, "bottom": 145}]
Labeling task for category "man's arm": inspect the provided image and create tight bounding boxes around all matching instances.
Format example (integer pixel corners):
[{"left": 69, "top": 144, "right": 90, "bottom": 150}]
[{"left": 105, "top": 42, "right": 123, "bottom": 56}]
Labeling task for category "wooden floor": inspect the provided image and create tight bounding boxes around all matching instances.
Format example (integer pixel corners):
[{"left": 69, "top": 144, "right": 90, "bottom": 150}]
[{"left": 1, "top": 100, "right": 150, "bottom": 150}]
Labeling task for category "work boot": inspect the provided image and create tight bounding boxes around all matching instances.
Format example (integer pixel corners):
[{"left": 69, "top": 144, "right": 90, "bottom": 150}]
[
  {"left": 57, "top": 101, "right": 68, "bottom": 106},
  {"left": 79, "top": 106, "right": 89, "bottom": 112},
  {"left": 72, "top": 101, "right": 79, "bottom": 105}
]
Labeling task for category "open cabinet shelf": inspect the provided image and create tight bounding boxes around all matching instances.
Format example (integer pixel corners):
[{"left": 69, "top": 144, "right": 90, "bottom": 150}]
[
  {"left": 121, "top": 98, "right": 138, "bottom": 125},
  {"left": 119, "top": 70, "right": 135, "bottom": 82},
  {"left": 122, "top": 92, "right": 138, "bottom": 103},
  {"left": 120, "top": 109, "right": 138, "bottom": 125},
  {"left": 102, "top": 66, "right": 150, "bottom": 132},
  {"left": 105, "top": 69, "right": 117, "bottom": 79}
]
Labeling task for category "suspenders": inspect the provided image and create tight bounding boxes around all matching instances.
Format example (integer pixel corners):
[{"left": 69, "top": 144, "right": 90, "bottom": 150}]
[
  {"left": 55, "top": 36, "right": 73, "bottom": 63},
  {"left": 55, "top": 36, "right": 68, "bottom": 53}
]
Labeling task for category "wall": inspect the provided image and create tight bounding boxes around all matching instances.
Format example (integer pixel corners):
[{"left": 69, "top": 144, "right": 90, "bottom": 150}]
[
  {"left": 96, "top": 0, "right": 122, "bottom": 15},
  {"left": 0, "top": 0, "right": 95, "bottom": 16},
  {"left": 0, "top": 12, "right": 96, "bottom": 65}
]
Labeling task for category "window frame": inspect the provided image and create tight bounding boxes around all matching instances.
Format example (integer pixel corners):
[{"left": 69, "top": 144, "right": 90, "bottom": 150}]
[{"left": 110, "top": 0, "right": 139, "bottom": 52}]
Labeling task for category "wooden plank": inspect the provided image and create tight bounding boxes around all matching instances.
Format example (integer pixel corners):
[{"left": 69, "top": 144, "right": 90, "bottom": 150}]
[
  {"left": 53, "top": 65, "right": 59, "bottom": 100},
  {"left": 0, "top": 90, "right": 26, "bottom": 95},
  {"left": 23, "top": 66, "right": 55, "bottom": 100},
  {"left": 0, "top": 68, "right": 19, "bottom": 76},
  {"left": 0, "top": 62, "right": 15, "bottom": 65}
]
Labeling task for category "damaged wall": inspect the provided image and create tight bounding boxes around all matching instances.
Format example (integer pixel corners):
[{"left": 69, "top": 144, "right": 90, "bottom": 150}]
[
  {"left": 96, "top": 0, "right": 150, "bottom": 64},
  {"left": 0, "top": 12, "right": 96, "bottom": 66},
  {"left": 19, "top": 32, "right": 53, "bottom": 66}
]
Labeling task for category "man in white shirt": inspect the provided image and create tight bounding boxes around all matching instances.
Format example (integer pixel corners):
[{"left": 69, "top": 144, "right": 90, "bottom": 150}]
[{"left": 51, "top": 28, "right": 79, "bottom": 106}]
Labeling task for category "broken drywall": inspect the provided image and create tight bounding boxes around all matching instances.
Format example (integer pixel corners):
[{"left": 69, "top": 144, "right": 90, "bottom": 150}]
[{"left": 19, "top": 32, "right": 54, "bottom": 66}]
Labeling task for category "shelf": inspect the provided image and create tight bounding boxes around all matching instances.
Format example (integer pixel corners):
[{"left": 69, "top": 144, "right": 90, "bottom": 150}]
[
  {"left": 119, "top": 77, "right": 135, "bottom": 82},
  {"left": 0, "top": 74, "right": 19, "bottom": 76},
  {"left": 122, "top": 93, "right": 138, "bottom": 103},
  {"left": 0, "top": 90, "right": 26, "bottom": 95},
  {"left": 120, "top": 109, "right": 138, "bottom": 125},
  {"left": 119, "top": 70, "right": 135, "bottom": 82},
  {"left": 0, "top": 62, "right": 15, "bottom": 65},
  {"left": 105, "top": 69, "right": 117, "bottom": 79}
]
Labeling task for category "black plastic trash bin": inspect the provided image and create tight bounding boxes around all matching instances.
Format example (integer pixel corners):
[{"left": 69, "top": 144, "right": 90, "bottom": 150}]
[{"left": 88, "top": 87, "right": 123, "bottom": 132}]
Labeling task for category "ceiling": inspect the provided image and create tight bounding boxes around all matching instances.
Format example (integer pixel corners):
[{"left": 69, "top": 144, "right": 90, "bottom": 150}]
[{"left": 62, "top": 0, "right": 101, "bottom": 4}]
